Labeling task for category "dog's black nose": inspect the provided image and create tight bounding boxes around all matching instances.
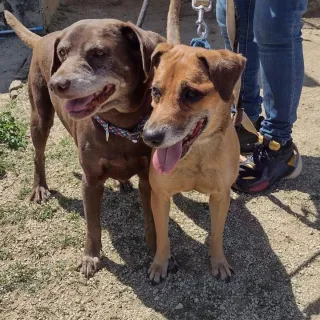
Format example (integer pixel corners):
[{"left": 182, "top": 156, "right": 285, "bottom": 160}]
[
  {"left": 49, "top": 78, "right": 71, "bottom": 94},
  {"left": 143, "top": 129, "right": 165, "bottom": 147}
]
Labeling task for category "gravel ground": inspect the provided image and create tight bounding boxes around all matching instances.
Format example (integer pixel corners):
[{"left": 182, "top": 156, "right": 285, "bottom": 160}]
[{"left": 0, "top": 1, "right": 319, "bottom": 319}]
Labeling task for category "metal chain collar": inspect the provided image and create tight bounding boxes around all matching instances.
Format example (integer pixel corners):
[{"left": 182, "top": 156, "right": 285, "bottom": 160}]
[{"left": 93, "top": 115, "right": 149, "bottom": 143}]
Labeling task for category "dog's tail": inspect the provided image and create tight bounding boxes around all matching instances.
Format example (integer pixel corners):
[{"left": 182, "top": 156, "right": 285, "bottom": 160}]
[
  {"left": 167, "top": 0, "right": 181, "bottom": 44},
  {"left": 4, "top": 10, "right": 41, "bottom": 48}
]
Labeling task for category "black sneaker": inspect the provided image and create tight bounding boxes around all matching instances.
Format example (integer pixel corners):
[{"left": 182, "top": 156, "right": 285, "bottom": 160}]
[
  {"left": 233, "top": 136, "right": 301, "bottom": 193},
  {"left": 236, "top": 116, "right": 264, "bottom": 153}
]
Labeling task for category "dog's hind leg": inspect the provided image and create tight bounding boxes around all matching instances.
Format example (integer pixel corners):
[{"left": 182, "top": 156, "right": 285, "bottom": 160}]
[
  {"left": 119, "top": 180, "right": 134, "bottom": 193},
  {"left": 209, "top": 188, "right": 233, "bottom": 282},
  {"left": 110, "top": 179, "right": 133, "bottom": 192},
  {"left": 28, "top": 72, "right": 55, "bottom": 203}
]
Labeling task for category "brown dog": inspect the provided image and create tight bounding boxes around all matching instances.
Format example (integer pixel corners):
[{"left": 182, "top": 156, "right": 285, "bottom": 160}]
[
  {"left": 5, "top": 11, "right": 165, "bottom": 278},
  {"left": 142, "top": 0, "right": 246, "bottom": 283}
]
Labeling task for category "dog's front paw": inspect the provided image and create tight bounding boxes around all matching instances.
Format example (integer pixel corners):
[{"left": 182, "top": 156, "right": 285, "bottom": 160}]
[
  {"left": 78, "top": 255, "right": 101, "bottom": 279},
  {"left": 148, "top": 256, "right": 178, "bottom": 284},
  {"left": 148, "top": 260, "right": 168, "bottom": 284},
  {"left": 30, "top": 185, "right": 51, "bottom": 203},
  {"left": 211, "top": 257, "right": 233, "bottom": 282}
]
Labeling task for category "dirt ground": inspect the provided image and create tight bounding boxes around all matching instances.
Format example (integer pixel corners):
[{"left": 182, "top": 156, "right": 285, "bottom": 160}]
[{"left": 0, "top": 1, "right": 319, "bottom": 319}]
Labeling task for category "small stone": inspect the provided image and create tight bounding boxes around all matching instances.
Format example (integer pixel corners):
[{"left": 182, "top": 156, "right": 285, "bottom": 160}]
[
  {"left": 10, "top": 90, "right": 19, "bottom": 100},
  {"left": 194, "top": 298, "right": 199, "bottom": 303},
  {"left": 175, "top": 303, "right": 183, "bottom": 310},
  {"left": 155, "top": 296, "right": 160, "bottom": 301},
  {"left": 9, "top": 80, "right": 23, "bottom": 92}
]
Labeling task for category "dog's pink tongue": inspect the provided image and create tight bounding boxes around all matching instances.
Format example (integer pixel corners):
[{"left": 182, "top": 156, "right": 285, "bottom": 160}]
[
  {"left": 65, "top": 95, "right": 94, "bottom": 113},
  {"left": 152, "top": 142, "right": 182, "bottom": 174}
]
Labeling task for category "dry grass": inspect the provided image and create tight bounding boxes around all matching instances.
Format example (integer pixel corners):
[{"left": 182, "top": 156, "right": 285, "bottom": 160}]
[
  {"left": 0, "top": 3, "right": 320, "bottom": 317},
  {"left": 0, "top": 81, "right": 319, "bottom": 320}
]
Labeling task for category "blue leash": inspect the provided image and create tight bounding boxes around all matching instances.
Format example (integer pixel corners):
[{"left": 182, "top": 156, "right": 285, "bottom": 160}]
[{"left": 190, "top": 37, "right": 211, "bottom": 49}]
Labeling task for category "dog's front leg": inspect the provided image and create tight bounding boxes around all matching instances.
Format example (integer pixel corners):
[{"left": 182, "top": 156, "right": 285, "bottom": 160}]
[
  {"left": 209, "top": 189, "right": 233, "bottom": 281},
  {"left": 138, "top": 171, "right": 156, "bottom": 252},
  {"left": 148, "top": 190, "right": 177, "bottom": 284},
  {"left": 79, "top": 173, "right": 104, "bottom": 278}
]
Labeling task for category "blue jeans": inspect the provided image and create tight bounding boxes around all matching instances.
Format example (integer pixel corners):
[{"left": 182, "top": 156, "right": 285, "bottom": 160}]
[{"left": 216, "top": 0, "right": 308, "bottom": 145}]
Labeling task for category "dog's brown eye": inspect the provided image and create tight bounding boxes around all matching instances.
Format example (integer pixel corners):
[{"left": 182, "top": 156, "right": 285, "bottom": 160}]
[
  {"left": 59, "top": 48, "right": 66, "bottom": 57},
  {"left": 151, "top": 87, "right": 161, "bottom": 98},
  {"left": 94, "top": 49, "right": 105, "bottom": 57},
  {"left": 183, "top": 89, "right": 204, "bottom": 103}
]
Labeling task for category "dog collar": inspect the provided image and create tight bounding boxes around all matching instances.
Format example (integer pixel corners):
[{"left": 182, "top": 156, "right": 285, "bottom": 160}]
[{"left": 93, "top": 115, "right": 149, "bottom": 143}]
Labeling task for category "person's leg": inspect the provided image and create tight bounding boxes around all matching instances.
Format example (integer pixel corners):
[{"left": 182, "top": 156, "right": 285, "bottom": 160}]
[
  {"left": 234, "top": 0, "right": 307, "bottom": 193},
  {"left": 216, "top": 0, "right": 261, "bottom": 121},
  {"left": 216, "top": 0, "right": 262, "bottom": 152},
  {"left": 254, "top": 0, "right": 308, "bottom": 144}
]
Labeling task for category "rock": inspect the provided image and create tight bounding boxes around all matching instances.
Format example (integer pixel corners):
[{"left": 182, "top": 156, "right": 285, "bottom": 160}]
[
  {"left": 175, "top": 303, "right": 183, "bottom": 310},
  {"left": 10, "top": 90, "right": 19, "bottom": 100},
  {"left": 194, "top": 298, "right": 199, "bottom": 303},
  {"left": 9, "top": 80, "right": 23, "bottom": 92}
]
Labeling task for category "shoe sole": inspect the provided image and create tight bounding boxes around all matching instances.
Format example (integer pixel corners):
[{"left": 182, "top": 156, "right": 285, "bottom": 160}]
[
  {"left": 233, "top": 143, "right": 302, "bottom": 194},
  {"left": 284, "top": 143, "right": 303, "bottom": 180}
]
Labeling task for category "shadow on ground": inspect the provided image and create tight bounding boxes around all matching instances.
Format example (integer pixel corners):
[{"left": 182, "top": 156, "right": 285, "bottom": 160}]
[
  {"left": 304, "top": 73, "right": 320, "bottom": 87},
  {"left": 52, "top": 156, "right": 320, "bottom": 319},
  {"left": 266, "top": 155, "right": 320, "bottom": 231}
]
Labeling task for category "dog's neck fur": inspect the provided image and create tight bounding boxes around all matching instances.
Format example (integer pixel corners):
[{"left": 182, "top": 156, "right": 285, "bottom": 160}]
[{"left": 97, "top": 81, "right": 152, "bottom": 130}]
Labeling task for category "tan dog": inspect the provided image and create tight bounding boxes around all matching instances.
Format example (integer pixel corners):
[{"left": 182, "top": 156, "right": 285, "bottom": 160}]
[
  {"left": 142, "top": 0, "right": 246, "bottom": 283},
  {"left": 5, "top": 11, "right": 165, "bottom": 278}
]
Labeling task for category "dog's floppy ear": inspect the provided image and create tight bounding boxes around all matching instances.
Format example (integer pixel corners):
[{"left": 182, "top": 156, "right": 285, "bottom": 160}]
[
  {"left": 121, "top": 23, "right": 165, "bottom": 81},
  {"left": 50, "top": 37, "right": 61, "bottom": 76},
  {"left": 148, "top": 42, "right": 173, "bottom": 80},
  {"left": 198, "top": 50, "right": 246, "bottom": 102}
]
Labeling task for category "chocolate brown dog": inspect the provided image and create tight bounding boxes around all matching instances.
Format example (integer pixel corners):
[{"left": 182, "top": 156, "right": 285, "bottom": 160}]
[
  {"left": 5, "top": 11, "right": 164, "bottom": 278},
  {"left": 142, "top": 0, "right": 246, "bottom": 283}
]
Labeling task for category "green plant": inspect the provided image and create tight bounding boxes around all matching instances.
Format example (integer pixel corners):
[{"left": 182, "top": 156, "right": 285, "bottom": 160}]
[
  {"left": 32, "top": 205, "right": 57, "bottom": 222},
  {"left": 0, "top": 262, "right": 37, "bottom": 294},
  {"left": 0, "top": 111, "right": 27, "bottom": 150},
  {"left": 66, "top": 210, "right": 81, "bottom": 221}
]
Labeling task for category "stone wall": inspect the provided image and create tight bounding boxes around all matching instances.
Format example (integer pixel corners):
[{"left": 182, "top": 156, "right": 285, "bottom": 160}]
[
  {"left": 0, "top": 0, "right": 60, "bottom": 31},
  {"left": 308, "top": 0, "right": 320, "bottom": 10}
]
